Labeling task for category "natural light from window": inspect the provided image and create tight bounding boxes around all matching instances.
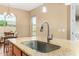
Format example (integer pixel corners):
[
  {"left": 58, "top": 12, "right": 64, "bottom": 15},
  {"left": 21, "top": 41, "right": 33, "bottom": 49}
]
[
  {"left": 32, "top": 16, "right": 36, "bottom": 37},
  {"left": 0, "top": 13, "right": 16, "bottom": 37}
]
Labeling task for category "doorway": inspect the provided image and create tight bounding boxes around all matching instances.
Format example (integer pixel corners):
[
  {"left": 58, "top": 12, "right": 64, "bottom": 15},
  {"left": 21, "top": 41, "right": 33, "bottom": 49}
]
[
  {"left": 70, "top": 3, "right": 78, "bottom": 40},
  {"left": 76, "top": 4, "right": 79, "bottom": 40}
]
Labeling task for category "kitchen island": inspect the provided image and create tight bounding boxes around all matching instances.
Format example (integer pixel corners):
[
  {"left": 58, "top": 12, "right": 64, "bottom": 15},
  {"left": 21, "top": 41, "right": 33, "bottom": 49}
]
[{"left": 8, "top": 37, "right": 79, "bottom": 56}]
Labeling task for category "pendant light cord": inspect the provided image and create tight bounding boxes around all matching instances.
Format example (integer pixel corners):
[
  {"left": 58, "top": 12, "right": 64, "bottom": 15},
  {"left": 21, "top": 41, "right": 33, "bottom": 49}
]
[{"left": 7, "top": 3, "right": 10, "bottom": 15}]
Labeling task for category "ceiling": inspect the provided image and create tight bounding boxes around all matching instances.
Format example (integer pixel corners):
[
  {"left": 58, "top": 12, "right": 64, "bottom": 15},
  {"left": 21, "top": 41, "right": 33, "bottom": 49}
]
[
  {"left": 0, "top": 3, "right": 43, "bottom": 11},
  {"left": 0, "top": 3, "right": 79, "bottom": 15}
]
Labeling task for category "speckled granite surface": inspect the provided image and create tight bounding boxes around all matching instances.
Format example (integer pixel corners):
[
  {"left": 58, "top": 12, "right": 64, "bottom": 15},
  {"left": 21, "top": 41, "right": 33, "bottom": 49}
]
[{"left": 8, "top": 37, "right": 79, "bottom": 56}]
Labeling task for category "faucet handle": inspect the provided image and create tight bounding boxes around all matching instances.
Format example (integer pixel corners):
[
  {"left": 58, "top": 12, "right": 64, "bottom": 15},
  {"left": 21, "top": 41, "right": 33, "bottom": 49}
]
[
  {"left": 49, "top": 34, "right": 53, "bottom": 40},
  {"left": 51, "top": 34, "right": 53, "bottom": 40}
]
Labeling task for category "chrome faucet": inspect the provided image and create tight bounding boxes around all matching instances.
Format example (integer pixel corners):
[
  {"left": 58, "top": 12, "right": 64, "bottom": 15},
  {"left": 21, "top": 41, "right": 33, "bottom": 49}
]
[{"left": 40, "top": 22, "right": 53, "bottom": 43}]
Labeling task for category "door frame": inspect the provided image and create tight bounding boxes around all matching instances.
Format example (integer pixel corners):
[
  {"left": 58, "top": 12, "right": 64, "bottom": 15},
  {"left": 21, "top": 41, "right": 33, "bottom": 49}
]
[{"left": 70, "top": 3, "right": 77, "bottom": 40}]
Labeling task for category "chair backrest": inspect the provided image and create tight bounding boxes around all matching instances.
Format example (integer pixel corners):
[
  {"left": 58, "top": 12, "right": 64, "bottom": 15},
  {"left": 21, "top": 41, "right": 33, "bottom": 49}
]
[{"left": 4, "top": 32, "right": 14, "bottom": 37}]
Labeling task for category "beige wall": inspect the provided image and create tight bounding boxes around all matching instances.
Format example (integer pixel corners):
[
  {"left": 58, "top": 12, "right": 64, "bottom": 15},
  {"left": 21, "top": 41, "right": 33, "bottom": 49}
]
[
  {"left": 67, "top": 5, "right": 71, "bottom": 40},
  {"left": 0, "top": 5, "right": 30, "bottom": 37},
  {"left": 30, "top": 3, "right": 70, "bottom": 41},
  {"left": 0, "top": 4, "right": 71, "bottom": 40}
]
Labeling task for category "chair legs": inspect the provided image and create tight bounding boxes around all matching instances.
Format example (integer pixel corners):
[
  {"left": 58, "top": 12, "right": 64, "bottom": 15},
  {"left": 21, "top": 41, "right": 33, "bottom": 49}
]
[{"left": 4, "top": 43, "right": 9, "bottom": 56}]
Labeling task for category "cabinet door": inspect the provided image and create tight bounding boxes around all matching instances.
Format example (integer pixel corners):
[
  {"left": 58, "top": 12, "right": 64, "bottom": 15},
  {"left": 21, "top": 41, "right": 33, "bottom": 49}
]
[
  {"left": 8, "top": 42, "right": 12, "bottom": 56},
  {"left": 8, "top": 43, "right": 29, "bottom": 56},
  {"left": 13, "top": 46, "right": 21, "bottom": 56}
]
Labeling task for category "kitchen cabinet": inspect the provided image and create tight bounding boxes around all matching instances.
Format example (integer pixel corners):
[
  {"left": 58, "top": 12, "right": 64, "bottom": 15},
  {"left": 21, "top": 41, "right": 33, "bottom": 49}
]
[
  {"left": 8, "top": 42, "right": 28, "bottom": 56},
  {"left": 13, "top": 46, "right": 21, "bottom": 56},
  {"left": 8, "top": 42, "right": 12, "bottom": 56}
]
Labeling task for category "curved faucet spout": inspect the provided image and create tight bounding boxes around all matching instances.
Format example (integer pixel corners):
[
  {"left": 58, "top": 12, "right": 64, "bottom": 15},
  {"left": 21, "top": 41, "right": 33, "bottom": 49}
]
[{"left": 40, "top": 21, "right": 53, "bottom": 43}]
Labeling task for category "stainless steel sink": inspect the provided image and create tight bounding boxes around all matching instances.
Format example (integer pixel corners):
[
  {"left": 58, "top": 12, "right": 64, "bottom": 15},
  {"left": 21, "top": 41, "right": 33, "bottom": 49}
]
[{"left": 21, "top": 40, "right": 61, "bottom": 53}]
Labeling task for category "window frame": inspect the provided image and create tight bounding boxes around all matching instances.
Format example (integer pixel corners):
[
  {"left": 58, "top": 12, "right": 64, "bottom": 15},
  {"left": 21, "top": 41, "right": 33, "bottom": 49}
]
[
  {"left": 0, "top": 13, "right": 16, "bottom": 27},
  {"left": 31, "top": 16, "right": 36, "bottom": 37}
]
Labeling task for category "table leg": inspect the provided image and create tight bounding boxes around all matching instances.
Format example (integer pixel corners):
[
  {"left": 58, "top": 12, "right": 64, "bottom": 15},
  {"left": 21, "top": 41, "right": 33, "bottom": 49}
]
[{"left": 4, "top": 38, "right": 5, "bottom": 55}]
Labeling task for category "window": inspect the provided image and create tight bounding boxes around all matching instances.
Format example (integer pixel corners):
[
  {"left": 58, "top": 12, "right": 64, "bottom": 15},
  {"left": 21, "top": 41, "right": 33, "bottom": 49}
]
[
  {"left": 0, "top": 13, "right": 16, "bottom": 27},
  {"left": 32, "top": 16, "right": 36, "bottom": 36},
  {"left": 6, "top": 13, "right": 16, "bottom": 26},
  {"left": 0, "top": 14, "right": 7, "bottom": 26},
  {"left": 0, "top": 13, "right": 16, "bottom": 37}
]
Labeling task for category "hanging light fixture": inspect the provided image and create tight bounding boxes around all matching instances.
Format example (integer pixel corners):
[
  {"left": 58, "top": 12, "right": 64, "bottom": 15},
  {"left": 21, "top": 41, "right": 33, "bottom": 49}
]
[
  {"left": 4, "top": 3, "right": 13, "bottom": 18},
  {"left": 3, "top": 3, "right": 14, "bottom": 26},
  {"left": 42, "top": 6, "right": 47, "bottom": 13},
  {"left": 3, "top": 12, "right": 7, "bottom": 16},
  {"left": 7, "top": 4, "right": 12, "bottom": 18}
]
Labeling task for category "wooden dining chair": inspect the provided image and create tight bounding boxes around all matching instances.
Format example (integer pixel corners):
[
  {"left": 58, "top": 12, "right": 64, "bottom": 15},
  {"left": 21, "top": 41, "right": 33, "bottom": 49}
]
[{"left": 3, "top": 32, "right": 16, "bottom": 55}]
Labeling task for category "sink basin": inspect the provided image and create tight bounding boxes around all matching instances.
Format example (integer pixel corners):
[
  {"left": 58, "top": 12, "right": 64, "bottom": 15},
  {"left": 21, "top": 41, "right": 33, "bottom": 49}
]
[{"left": 21, "top": 40, "right": 61, "bottom": 53}]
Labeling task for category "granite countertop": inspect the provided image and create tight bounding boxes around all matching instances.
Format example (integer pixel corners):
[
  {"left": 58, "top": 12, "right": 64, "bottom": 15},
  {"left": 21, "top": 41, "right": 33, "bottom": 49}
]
[{"left": 8, "top": 37, "right": 79, "bottom": 56}]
